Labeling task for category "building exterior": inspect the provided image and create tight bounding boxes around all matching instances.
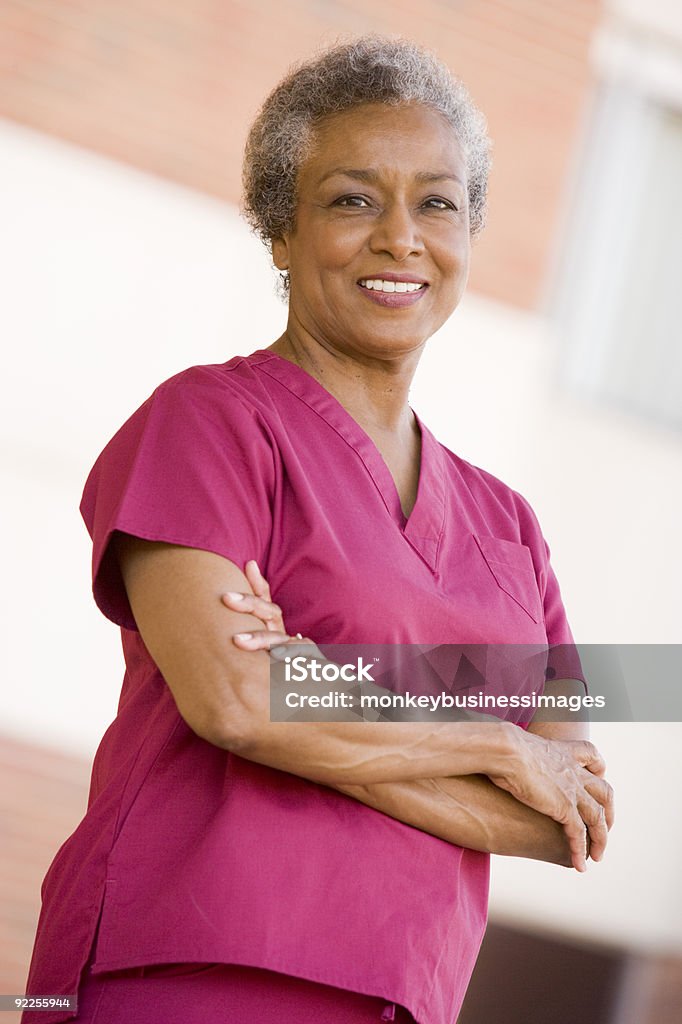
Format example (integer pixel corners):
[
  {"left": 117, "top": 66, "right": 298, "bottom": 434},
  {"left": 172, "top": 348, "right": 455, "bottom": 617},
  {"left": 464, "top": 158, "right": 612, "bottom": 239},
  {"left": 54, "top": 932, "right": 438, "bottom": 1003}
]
[{"left": 1, "top": 3, "right": 680, "bottom": 1021}]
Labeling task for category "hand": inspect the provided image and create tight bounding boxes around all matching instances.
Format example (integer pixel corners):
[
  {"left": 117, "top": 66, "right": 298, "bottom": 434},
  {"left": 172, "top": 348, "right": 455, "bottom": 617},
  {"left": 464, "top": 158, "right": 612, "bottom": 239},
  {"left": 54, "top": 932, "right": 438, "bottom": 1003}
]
[
  {"left": 220, "top": 560, "right": 319, "bottom": 656},
  {"left": 489, "top": 730, "right": 614, "bottom": 872},
  {"left": 221, "top": 562, "right": 367, "bottom": 725}
]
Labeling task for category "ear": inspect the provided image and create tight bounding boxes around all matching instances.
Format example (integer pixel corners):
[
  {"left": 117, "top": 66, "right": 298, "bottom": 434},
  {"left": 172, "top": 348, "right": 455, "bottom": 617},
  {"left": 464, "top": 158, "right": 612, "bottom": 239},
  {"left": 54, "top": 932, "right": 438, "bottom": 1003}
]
[{"left": 272, "top": 236, "right": 290, "bottom": 271}]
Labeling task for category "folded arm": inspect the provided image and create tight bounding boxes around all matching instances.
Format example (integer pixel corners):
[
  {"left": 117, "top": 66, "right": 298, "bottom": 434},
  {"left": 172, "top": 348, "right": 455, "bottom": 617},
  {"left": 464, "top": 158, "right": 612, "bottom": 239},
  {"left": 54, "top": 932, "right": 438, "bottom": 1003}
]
[
  {"left": 224, "top": 579, "right": 609, "bottom": 870},
  {"left": 115, "top": 536, "right": 613, "bottom": 871}
]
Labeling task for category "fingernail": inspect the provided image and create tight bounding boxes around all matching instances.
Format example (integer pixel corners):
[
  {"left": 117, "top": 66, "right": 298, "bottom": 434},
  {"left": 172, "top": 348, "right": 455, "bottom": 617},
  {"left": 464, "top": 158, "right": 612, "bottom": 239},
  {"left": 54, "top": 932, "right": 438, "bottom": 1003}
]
[
  {"left": 234, "top": 633, "right": 253, "bottom": 641},
  {"left": 224, "top": 591, "right": 244, "bottom": 602}
]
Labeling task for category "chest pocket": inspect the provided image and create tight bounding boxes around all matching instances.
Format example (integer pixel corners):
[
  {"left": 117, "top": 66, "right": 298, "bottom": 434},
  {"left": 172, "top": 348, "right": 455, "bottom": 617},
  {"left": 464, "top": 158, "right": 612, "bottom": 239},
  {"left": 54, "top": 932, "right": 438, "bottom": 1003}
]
[{"left": 473, "top": 534, "right": 543, "bottom": 624}]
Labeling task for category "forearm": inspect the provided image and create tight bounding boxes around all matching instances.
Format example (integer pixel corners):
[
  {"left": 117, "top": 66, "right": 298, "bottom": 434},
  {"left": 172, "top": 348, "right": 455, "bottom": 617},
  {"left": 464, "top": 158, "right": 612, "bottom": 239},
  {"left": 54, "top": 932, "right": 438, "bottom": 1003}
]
[
  {"left": 233, "top": 676, "right": 588, "bottom": 790},
  {"left": 234, "top": 684, "right": 518, "bottom": 787},
  {"left": 330, "top": 772, "right": 572, "bottom": 866}
]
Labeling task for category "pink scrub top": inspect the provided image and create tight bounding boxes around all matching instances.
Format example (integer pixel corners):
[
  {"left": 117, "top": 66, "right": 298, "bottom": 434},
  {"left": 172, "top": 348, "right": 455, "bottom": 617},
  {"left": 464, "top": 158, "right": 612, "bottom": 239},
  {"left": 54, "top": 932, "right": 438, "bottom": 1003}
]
[{"left": 23, "top": 350, "right": 584, "bottom": 1024}]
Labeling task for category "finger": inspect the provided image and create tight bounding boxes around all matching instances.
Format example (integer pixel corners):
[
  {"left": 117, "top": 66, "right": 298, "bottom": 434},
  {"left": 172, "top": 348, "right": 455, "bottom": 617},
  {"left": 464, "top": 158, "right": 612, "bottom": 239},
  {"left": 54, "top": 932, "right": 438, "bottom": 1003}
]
[
  {"left": 561, "top": 810, "right": 589, "bottom": 873},
  {"left": 578, "top": 794, "right": 609, "bottom": 862},
  {"left": 221, "top": 591, "right": 285, "bottom": 632},
  {"left": 245, "top": 560, "right": 272, "bottom": 602},
  {"left": 232, "top": 629, "right": 291, "bottom": 651},
  {"left": 584, "top": 774, "right": 615, "bottom": 832},
  {"left": 269, "top": 639, "right": 324, "bottom": 661},
  {"left": 573, "top": 740, "right": 606, "bottom": 778}
]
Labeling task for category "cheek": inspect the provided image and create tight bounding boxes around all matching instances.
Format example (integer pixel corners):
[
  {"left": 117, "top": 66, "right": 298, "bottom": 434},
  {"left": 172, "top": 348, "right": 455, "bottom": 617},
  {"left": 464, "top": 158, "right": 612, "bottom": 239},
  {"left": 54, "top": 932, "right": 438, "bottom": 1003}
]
[
  {"left": 435, "top": 237, "right": 470, "bottom": 286},
  {"left": 312, "top": 221, "right": 367, "bottom": 271},
  {"left": 454, "top": 245, "right": 471, "bottom": 287},
  {"left": 428, "top": 241, "right": 470, "bottom": 315},
  {"left": 287, "top": 213, "right": 358, "bottom": 278}
]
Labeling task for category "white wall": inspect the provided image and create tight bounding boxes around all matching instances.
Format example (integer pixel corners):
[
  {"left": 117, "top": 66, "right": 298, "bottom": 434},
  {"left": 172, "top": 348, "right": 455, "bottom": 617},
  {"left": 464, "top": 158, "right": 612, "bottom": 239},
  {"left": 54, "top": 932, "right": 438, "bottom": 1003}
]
[
  {"left": 605, "top": 0, "right": 682, "bottom": 44},
  {"left": 0, "top": 118, "right": 287, "bottom": 755},
  {"left": 1, "top": 118, "right": 681, "bottom": 953}
]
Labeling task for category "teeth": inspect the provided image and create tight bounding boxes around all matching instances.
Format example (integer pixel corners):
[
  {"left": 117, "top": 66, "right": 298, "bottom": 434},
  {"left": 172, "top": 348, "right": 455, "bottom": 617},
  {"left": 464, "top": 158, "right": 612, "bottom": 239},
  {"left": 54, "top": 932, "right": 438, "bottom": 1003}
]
[{"left": 361, "top": 279, "right": 424, "bottom": 293}]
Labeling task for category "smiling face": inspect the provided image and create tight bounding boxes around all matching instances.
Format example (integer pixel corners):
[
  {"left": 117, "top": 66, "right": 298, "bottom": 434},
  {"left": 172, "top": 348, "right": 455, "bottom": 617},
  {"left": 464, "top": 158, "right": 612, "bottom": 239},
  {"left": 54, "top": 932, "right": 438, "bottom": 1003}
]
[{"left": 272, "top": 102, "right": 472, "bottom": 364}]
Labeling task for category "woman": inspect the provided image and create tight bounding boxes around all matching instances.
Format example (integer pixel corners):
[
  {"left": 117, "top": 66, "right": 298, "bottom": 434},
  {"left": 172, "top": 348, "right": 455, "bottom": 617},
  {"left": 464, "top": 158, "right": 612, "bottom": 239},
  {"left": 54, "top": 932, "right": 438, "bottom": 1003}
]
[{"left": 23, "top": 37, "right": 613, "bottom": 1024}]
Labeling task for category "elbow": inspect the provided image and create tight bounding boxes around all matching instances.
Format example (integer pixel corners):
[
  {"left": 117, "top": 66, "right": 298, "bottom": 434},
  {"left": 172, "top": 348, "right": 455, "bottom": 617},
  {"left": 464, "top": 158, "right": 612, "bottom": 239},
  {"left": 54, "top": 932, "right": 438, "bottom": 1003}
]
[
  {"left": 183, "top": 673, "right": 266, "bottom": 754},
  {"left": 199, "top": 712, "right": 257, "bottom": 754}
]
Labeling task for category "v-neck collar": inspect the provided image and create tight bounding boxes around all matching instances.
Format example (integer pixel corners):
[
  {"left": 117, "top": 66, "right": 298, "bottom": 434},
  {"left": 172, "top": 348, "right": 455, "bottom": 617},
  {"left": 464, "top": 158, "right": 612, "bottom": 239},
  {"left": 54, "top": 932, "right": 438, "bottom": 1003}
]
[{"left": 244, "top": 349, "right": 446, "bottom": 573}]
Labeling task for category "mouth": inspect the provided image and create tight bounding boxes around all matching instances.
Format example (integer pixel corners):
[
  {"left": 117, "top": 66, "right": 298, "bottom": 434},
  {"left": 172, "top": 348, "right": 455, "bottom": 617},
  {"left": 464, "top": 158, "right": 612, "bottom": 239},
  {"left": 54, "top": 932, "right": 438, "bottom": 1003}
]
[
  {"left": 356, "top": 276, "right": 429, "bottom": 308},
  {"left": 358, "top": 277, "right": 427, "bottom": 294}
]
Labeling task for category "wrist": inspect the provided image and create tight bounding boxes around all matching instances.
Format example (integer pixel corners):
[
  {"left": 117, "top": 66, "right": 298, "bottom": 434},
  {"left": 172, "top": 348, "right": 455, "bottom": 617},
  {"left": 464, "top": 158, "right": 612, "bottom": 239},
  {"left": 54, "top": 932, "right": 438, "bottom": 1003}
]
[{"left": 477, "top": 720, "right": 523, "bottom": 780}]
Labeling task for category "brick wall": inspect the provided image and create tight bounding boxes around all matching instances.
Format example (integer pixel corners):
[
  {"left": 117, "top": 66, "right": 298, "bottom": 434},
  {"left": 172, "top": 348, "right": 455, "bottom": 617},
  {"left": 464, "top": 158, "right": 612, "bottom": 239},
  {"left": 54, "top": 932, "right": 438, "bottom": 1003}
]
[
  {"left": 0, "top": 0, "right": 601, "bottom": 308},
  {"left": 0, "top": 736, "right": 89, "bottom": 1011}
]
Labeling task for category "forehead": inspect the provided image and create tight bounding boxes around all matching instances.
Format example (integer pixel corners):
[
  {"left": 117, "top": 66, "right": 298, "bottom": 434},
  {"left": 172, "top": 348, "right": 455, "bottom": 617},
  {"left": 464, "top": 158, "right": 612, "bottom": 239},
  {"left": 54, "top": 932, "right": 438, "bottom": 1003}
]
[{"left": 301, "top": 102, "right": 466, "bottom": 183}]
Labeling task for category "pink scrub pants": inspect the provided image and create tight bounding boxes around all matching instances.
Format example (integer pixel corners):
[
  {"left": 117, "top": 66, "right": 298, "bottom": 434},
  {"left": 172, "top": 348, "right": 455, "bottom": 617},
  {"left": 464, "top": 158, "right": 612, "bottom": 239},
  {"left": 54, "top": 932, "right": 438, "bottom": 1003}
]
[{"left": 74, "top": 960, "right": 417, "bottom": 1023}]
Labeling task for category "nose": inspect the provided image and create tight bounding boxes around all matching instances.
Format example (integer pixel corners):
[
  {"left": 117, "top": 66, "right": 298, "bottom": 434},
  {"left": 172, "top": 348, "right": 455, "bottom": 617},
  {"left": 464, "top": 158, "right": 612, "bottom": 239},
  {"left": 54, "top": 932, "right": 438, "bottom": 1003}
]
[{"left": 368, "top": 202, "right": 424, "bottom": 261}]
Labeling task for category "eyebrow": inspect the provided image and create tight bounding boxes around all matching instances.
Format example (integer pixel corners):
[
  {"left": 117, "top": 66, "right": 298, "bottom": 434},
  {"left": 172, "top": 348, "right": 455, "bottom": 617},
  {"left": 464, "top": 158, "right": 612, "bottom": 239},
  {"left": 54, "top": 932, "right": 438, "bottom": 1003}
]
[{"left": 317, "top": 168, "right": 465, "bottom": 187}]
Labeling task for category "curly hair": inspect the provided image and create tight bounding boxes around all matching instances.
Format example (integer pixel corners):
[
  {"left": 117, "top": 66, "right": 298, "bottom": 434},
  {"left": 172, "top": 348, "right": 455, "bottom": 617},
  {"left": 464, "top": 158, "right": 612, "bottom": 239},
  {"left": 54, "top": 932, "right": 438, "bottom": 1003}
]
[{"left": 242, "top": 35, "right": 492, "bottom": 262}]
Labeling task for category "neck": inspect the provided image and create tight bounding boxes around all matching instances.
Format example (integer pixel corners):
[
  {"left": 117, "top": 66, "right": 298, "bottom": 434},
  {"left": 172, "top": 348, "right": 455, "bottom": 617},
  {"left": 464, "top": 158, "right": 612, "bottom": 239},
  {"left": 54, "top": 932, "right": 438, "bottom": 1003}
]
[{"left": 268, "top": 322, "right": 423, "bottom": 436}]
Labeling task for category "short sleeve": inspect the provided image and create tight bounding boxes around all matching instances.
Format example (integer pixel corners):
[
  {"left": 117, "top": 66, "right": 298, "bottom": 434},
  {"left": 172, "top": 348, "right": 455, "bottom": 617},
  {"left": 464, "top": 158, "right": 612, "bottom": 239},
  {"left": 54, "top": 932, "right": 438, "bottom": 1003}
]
[
  {"left": 512, "top": 490, "right": 587, "bottom": 688},
  {"left": 79, "top": 367, "right": 276, "bottom": 630},
  {"left": 541, "top": 549, "right": 587, "bottom": 687}
]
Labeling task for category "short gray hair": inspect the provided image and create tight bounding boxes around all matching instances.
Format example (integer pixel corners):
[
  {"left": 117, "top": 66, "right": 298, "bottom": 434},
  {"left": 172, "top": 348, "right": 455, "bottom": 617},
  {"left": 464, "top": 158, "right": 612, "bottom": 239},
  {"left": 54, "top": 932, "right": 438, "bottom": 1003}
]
[{"left": 242, "top": 36, "right": 492, "bottom": 255}]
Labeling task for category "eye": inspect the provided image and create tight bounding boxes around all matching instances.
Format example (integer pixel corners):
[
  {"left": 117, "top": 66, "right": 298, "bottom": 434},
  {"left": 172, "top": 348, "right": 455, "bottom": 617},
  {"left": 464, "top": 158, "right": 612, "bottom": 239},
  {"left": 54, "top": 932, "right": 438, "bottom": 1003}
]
[
  {"left": 333, "top": 194, "right": 372, "bottom": 208},
  {"left": 422, "top": 196, "right": 459, "bottom": 212}
]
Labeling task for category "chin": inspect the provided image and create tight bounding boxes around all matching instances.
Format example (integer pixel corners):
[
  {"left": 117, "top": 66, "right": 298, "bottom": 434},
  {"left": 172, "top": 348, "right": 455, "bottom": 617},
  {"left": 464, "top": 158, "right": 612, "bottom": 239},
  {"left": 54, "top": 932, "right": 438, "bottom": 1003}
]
[{"left": 351, "top": 335, "right": 429, "bottom": 361}]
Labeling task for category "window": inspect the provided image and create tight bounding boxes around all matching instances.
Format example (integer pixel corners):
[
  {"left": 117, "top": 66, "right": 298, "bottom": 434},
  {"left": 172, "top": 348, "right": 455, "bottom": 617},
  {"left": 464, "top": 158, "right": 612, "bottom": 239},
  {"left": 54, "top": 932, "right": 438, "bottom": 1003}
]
[{"left": 549, "top": 45, "right": 682, "bottom": 432}]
